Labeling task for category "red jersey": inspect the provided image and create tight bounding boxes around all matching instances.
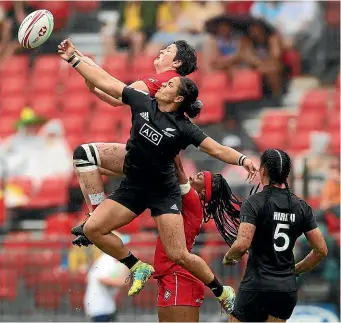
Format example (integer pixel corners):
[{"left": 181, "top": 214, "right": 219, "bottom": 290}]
[
  {"left": 140, "top": 70, "right": 180, "bottom": 97},
  {"left": 154, "top": 187, "right": 203, "bottom": 278}
]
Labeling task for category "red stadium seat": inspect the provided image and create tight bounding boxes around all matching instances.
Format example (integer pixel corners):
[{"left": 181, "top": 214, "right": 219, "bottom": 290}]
[
  {"left": 61, "top": 93, "right": 91, "bottom": 115},
  {"left": 131, "top": 55, "right": 156, "bottom": 81},
  {"left": 62, "top": 116, "right": 86, "bottom": 135},
  {"left": 0, "top": 55, "right": 28, "bottom": 77},
  {"left": 333, "top": 90, "right": 340, "bottom": 112},
  {"left": 30, "top": 75, "right": 59, "bottom": 96},
  {"left": 102, "top": 53, "right": 129, "bottom": 82},
  {"left": 226, "top": 70, "right": 262, "bottom": 101},
  {"left": 260, "top": 112, "right": 294, "bottom": 133},
  {"left": 283, "top": 50, "right": 301, "bottom": 77},
  {"left": 0, "top": 77, "right": 27, "bottom": 96},
  {"left": 33, "top": 55, "right": 61, "bottom": 76},
  {"left": 62, "top": 72, "right": 89, "bottom": 94},
  {"left": 0, "top": 117, "right": 17, "bottom": 138},
  {"left": 0, "top": 96, "right": 27, "bottom": 117},
  {"left": 256, "top": 131, "right": 288, "bottom": 151},
  {"left": 0, "top": 269, "right": 18, "bottom": 300},
  {"left": 329, "top": 130, "right": 340, "bottom": 153},
  {"left": 37, "top": 1, "right": 70, "bottom": 30},
  {"left": 196, "top": 92, "right": 225, "bottom": 124},
  {"left": 299, "top": 89, "right": 331, "bottom": 113},
  {"left": 26, "top": 177, "right": 69, "bottom": 208},
  {"left": 200, "top": 72, "right": 229, "bottom": 91},
  {"left": 30, "top": 94, "right": 59, "bottom": 118},
  {"left": 45, "top": 213, "right": 75, "bottom": 235},
  {"left": 89, "top": 116, "right": 116, "bottom": 134},
  {"left": 289, "top": 131, "right": 311, "bottom": 153},
  {"left": 225, "top": 1, "right": 253, "bottom": 14},
  {"left": 295, "top": 112, "right": 325, "bottom": 131},
  {"left": 73, "top": 0, "right": 99, "bottom": 12},
  {"left": 327, "top": 110, "right": 340, "bottom": 131},
  {"left": 66, "top": 134, "right": 85, "bottom": 150}
]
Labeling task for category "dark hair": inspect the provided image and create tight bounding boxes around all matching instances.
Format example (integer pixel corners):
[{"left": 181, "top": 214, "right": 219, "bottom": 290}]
[
  {"left": 203, "top": 173, "right": 242, "bottom": 247},
  {"left": 173, "top": 40, "right": 198, "bottom": 76},
  {"left": 177, "top": 77, "right": 202, "bottom": 118},
  {"left": 260, "top": 149, "right": 292, "bottom": 216}
]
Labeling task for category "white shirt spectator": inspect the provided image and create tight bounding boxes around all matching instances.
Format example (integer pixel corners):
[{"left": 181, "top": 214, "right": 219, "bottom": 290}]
[{"left": 84, "top": 253, "right": 127, "bottom": 318}]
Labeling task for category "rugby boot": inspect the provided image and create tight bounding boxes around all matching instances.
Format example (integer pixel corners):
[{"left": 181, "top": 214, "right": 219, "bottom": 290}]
[
  {"left": 217, "top": 285, "right": 236, "bottom": 314},
  {"left": 127, "top": 260, "right": 155, "bottom": 296},
  {"left": 71, "top": 213, "right": 93, "bottom": 246}
]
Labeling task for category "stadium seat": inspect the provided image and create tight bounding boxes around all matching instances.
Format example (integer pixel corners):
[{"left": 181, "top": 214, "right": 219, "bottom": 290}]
[
  {"left": 187, "top": 70, "right": 201, "bottom": 85},
  {"left": 37, "top": 1, "right": 70, "bottom": 30},
  {"left": 62, "top": 72, "right": 90, "bottom": 94},
  {"left": 0, "top": 96, "right": 27, "bottom": 117},
  {"left": 256, "top": 131, "right": 288, "bottom": 151},
  {"left": 73, "top": 0, "right": 99, "bottom": 11},
  {"left": 62, "top": 116, "right": 86, "bottom": 135},
  {"left": 227, "top": 70, "right": 262, "bottom": 101},
  {"left": 30, "top": 94, "right": 59, "bottom": 118},
  {"left": 225, "top": 1, "right": 253, "bottom": 14},
  {"left": 260, "top": 112, "right": 294, "bottom": 133},
  {"left": 327, "top": 110, "right": 340, "bottom": 131},
  {"left": 27, "top": 177, "right": 69, "bottom": 208},
  {"left": 289, "top": 131, "right": 311, "bottom": 153},
  {"left": 329, "top": 131, "right": 340, "bottom": 153},
  {"left": 283, "top": 49, "right": 301, "bottom": 77},
  {"left": 299, "top": 89, "right": 331, "bottom": 113},
  {"left": 32, "top": 55, "right": 61, "bottom": 76},
  {"left": 295, "top": 112, "right": 325, "bottom": 131},
  {"left": 0, "top": 116, "right": 17, "bottom": 138},
  {"left": 200, "top": 72, "right": 229, "bottom": 91},
  {"left": 102, "top": 53, "right": 129, "bottom": 82},
  {"left": 7, "top": 177, "right": 34, "bottom": 198},
  {"left": 30, "top": 74, "right": 59, "bottom": 96},
  {"left": 131, "top": 55, "right": 156, "bottom": 81},
  {"left": 45, "top": 213, "right": 75, "bottom": 236},
  {"left": 61, "top": 93, "right": 91, "bottom": 115},
  {"left": 0, "top": 269, "right": 18, "bottom": 300},
  {"left": 196, "top": 92, "right": 225, "bottom": 124},
  {"left": 0, "top": 77, "right": 27, "bottom": 96},
  {"left": 333, "top": 90, "right": 340, "bottom": 112},
  {"left": 66, "top": 134, "right": 85, "bottom": 150},
  {"left": 0, "top": 55, "right": 28, "bottom": 77},
  {"left": 89, "top": 117, "right": 116, "bottom": 136}
]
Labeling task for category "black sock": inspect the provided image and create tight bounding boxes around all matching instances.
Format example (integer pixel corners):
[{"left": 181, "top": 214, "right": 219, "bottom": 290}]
[
  {"left": 119, "top": 252, "right": 139, "bottom": 270},
  {"left": 206, "top": 276, "right": 224, "bottom": 297}
]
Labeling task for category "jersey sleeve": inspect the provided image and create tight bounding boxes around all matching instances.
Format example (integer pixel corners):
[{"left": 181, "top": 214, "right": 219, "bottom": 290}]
[
  {"left": 122, "top": 86, "right": 151, "bottom": 111},
  {"left": 302, "top": 203, "right": 318, "bottom": 233},
  {"left": 181, "top": 119, "right": 208, "bottom": 148},
  {"left": 240, "top": 198, "right": 259, "bottom": 225},
  {"left": 140, "top": 76, "right": 160, "bottom": 97}
]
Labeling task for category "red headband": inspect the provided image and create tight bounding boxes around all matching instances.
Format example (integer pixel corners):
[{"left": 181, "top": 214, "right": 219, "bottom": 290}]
[{"left": 203, "top": 171, "right": 212, "bottom": 203}]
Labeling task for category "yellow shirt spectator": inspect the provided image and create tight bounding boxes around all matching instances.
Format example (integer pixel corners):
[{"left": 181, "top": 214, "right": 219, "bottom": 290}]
[{"left": 123, "top": 2, "right": 142, "bottom": 32}]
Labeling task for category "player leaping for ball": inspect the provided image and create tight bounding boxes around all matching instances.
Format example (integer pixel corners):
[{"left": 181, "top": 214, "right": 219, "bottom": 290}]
[{"left": 62, "top": 40, "right": 198, "bottom": 247}]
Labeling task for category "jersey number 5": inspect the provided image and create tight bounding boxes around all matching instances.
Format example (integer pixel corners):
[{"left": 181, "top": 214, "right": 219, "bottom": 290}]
[{"left": 274, "top": 223, "right": 290, "bottom": 252}]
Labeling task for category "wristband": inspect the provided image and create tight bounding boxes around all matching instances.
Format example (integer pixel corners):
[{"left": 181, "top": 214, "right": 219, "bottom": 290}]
[
  {"left": 67, "top": 53, "right": 76, "bottom": 63},
  {"left": 238, "top": 154, "right": 247, "bottom": 166},
  {"left": 72, "top": 58, "right": 81, "bottom": 68}
]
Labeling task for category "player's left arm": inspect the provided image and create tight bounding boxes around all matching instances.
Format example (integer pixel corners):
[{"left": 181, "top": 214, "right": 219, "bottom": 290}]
[{"left": 223, "top": 199, "right": 257, "bottom": 266}]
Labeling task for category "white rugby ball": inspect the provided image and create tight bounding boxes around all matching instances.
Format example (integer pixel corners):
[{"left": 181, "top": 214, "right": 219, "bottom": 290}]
[{"left": 18, "top": 10, "right": 54, "bottom": 49}]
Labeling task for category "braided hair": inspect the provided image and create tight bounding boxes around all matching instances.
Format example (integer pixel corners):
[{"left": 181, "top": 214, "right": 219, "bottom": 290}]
[
  {"left": 260, "top": 149, "right": 292, "bottom": 216},
  {"left": 203, "top": 173, "right": 242, "bottom": 247}
]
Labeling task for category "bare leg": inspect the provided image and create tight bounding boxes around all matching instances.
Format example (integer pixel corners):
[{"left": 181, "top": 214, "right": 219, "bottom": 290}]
[
  {"left": 83, "top": 199, "right": 135, "bottom": 259},
  {"left": 74, "top": 142, "right": 126, "bottom": 212},
  {"left": 158, "top": 306, "right": 200, "bottom": 322},
  {"left": 266, "top": 315, "right": 286, "bottom": 322},
  {"left": 154, "top": 213, "right": 214, "bottom": 285},
  {"left": 228, "top": 315, "right": 241, "bottom": 322}
]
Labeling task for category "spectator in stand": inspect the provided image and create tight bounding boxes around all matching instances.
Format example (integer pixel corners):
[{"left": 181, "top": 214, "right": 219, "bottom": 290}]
[
  {"left": 316, "top": 156, "right": 340, "bottom": 220},
  {"left": 202, "top": 20, "right": 243, "bottom": 74},
  {"left": 107, "top": 1, "right": 156, "bottom": 57},
  {"left": 84, "top": 233, "right": 131, "bottom": 322},
  {"left": 242, "top": 21, "right": 283, "bottom": 104},
  {"left": 250, "top": 1, "right": 282, "bottom": 27},
  {"left": 146, "top": 1, "right": 223, "bottom": 55},
  {"left": 0, "top": 1, "right": 34, "bottom": 66}
]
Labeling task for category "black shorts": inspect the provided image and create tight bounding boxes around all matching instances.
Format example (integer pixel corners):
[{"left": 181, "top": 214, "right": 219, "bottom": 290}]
[
  {"left": 232, "top": 290, "right": 297, "bottom": 322},
  {"left": 107, "top": 178, "right": 182, "bottom": 217}
]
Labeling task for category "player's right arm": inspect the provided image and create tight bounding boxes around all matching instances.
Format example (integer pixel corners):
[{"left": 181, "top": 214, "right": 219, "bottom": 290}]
[
  {"left": 174, "top": 155, "right": 188, "bottom": 186},
  {"left": 295, "top": 205, "right": 328, "bottom": 275}
]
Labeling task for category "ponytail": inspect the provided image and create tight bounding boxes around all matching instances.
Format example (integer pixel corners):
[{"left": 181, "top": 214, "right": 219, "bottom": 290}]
[{"left": 185, "top": 100, "right": 202, "bottom": 118}]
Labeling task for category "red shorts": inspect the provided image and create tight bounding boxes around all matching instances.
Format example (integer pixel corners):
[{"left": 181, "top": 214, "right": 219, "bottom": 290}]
[{"left": 156, "top": 272, "right": 205, "bottom": 307}]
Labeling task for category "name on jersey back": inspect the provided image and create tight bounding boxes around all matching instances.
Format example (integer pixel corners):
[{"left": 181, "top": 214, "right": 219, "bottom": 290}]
[{"left": 273, "top": 212, "right": 296, "bottom": 222}]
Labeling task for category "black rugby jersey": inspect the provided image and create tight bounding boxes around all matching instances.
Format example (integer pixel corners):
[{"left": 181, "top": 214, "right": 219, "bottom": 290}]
[
  {"left": 121, "top": 87, "right": 207, "bottom": 188},
  {"left": 239, "top": 186, "right": 317, "bottom": 292}
]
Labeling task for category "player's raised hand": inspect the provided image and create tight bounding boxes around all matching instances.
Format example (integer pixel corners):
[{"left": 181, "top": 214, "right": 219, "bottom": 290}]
[
  {"left": 243, "top": 158, "right": 258, "bottom": 183},
  {"left": 222, "top": 254, "right": 239, "bottom": 267},
  {"left": 57, "top": 38, "right": 76, "bottom": 61}
]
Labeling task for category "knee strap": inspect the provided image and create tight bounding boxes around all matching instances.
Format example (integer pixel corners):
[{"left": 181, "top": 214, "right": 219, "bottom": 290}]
[{"left": 73, "top": 144, "right": 101, "bottom": 172}]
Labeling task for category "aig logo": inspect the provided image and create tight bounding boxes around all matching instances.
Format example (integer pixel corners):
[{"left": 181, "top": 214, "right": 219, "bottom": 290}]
[{"left": 139, "top": 123, "right": 163, "bottom": 145}]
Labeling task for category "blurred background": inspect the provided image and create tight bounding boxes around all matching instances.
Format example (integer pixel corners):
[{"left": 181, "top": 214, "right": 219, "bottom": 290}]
[{"left": 0, "top": 0, "right": 339, "bottom": 322}]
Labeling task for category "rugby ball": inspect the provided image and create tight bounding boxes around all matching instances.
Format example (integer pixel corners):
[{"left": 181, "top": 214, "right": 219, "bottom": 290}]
[{"left": 18, "top": 10, "right": 54, "bottom": 49}]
